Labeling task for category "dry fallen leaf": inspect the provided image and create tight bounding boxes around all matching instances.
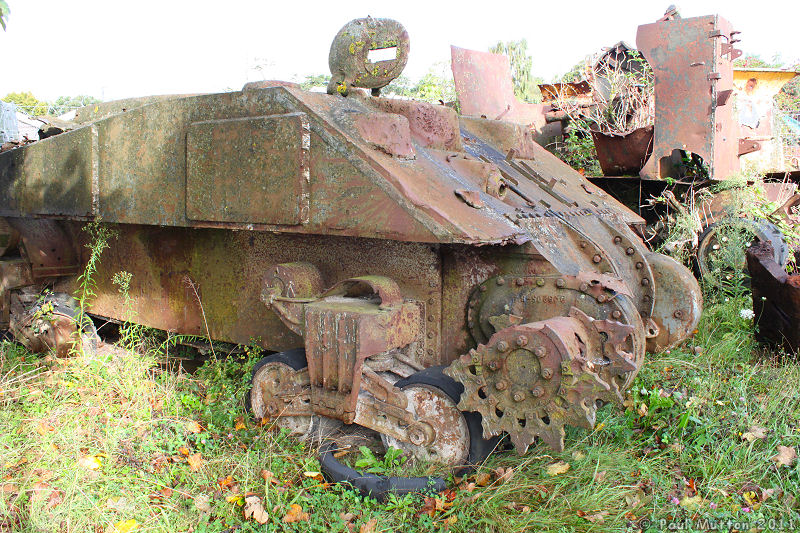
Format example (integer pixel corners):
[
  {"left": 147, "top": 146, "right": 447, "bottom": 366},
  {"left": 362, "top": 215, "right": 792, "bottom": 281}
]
[
  {"left": 243, "top": 494, "right": 269, "bottom": 524},
  {"left": 234, "top": 417, "right": 246, "bottom": 431},
  {"left": 218, "top": 475, "right": 235, "bottom": 489},
  {"left": 474, "top": 472, "right": 493, "bottom": 486},
  {"left": 187, "top": 453, "right": 203, "bottom": 472},
  {"left": 283, "top": 503, "right": 310, "bottom": 523},
  {"left": 359, "top": 518, "right": 378, "bottom": 533},
  {"left": 177, "top": 446, "right": 190, "bottom": 456},
  {"left": 194, "top": 495, "right": 211, "bottom": 512},
  {"left": 571, "top": 451, "right": 585, "bottom": 460},
  {"left": 35, "top": 421, "right": 55, "bottom": 435},
  {"left": 772, "top": 446, "right": 797, "bottom": 467},
  {"left": 260, "top": 470, "right": 279, "bottom": 485},
  {"left": 303, "top": 471, "right": 325, "bottom": 482},
  {"left": 593, "top": 470, "right": 607, "bottom": 483},
  {"left": 226, "top": 494, "right": 244, "bottom": 504},
  {"left": 742, "top": 426, "right": 767, "bottom": 442},
  {"left": 78, "top": 455, "right": 102, "bottom": 470},
  {"left": 185, "top": 421, "right": 203, "bottom": 434},
  {"left": 47, "top": 489, "right": 64, "bottom": 510},
  {"left": 494, "top": 467, "right": 515, "bottom": 484},
  {"left": 545, "top": 461, "right": 570, "bottom": 476},
  {"left": 637, "top": 403, "right": 648, "bottom": 416},
  {"left": 108, "top": 519, "right": 138, "bottom": 533},
  {"left": 577, "top": 510, "right": 609, "bottom": 524}
]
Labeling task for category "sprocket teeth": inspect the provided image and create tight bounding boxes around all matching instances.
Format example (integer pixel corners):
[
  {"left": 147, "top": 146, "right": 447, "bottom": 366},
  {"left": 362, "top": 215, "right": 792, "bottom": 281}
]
[{"left": 446, "top": 313, "right": 642, "bottom": 456}]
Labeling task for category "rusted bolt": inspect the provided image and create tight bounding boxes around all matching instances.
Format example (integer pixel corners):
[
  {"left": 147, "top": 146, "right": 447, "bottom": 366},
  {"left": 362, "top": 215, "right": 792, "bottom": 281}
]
[
  {"left": 487, "top": 360, "right": 500, "bottom": 371},
  {"left": 641, "top": 278, "right": 650, "bottom": 286},
  {"left": 611, "top": 310, "right": 622, "bottom": 319},
  {"left": 408, "top": 428, "right": 426, "bottom": 446},
  {"left": 635, "top": 261, "right": 644, "bottom": 270},
  {"left": 496, "top": 380, "right": 508, "bottom": 391},
  {"left": 592, "top": 254, "right": 602, "bottom": 263},
  {"left": 536, "top": 278, "right": 545, "bottom": 287},
  {"left": 516, "top": 335, "right": 528, "bottom": 347},
  {"left": 556, "top": 278, "right": 565, "bottom": 288},
  {"left": 579, "top": 282, "right": 589, "bottom": 292},
  {"left": 515, "top": 277, "right": 525, "bottom": 286},
  {"left": 613, "top": 236, "right": 622, "bottom": 244},
  {"left": 534, "top": 346, "right": 546, "bottom": 358},
  {"left": 542, "top": 368, "right": 553, "bottom": 379},
  {"left": 513, "top": 391, "right": 526, "bottom": 402},
  {"left": 497, "top": 277, "right": 505, "bottom": 286},
  {"left": 497, "top": 340, "right": 509, "bottom": 352},
  {"left": 626, "top": 247, "right": 635, "bottom": 256},
  {"left": 673, "top": 310, "right": 684, "bottom": 319},
  {"left": 532, "top": 386, "right": 544, "bottom": 397},
  {"left": 597, "top": 294, "right": 607, "bottom": 303},
  {"left": 580, "top": 241, "right": 587, "bottom": 248}
]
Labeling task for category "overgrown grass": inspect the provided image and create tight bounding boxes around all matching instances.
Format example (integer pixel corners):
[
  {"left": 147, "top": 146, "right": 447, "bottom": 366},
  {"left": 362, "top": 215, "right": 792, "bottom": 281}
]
[{"left": 2, "top": 294, "right": 800, "bottom": 532}]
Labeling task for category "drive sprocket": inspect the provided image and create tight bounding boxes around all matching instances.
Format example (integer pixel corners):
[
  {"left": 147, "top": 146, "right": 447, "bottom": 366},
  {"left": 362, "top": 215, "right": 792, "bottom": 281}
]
[{"left": 445, "top": 307, "right": 642, "bottom": 454}]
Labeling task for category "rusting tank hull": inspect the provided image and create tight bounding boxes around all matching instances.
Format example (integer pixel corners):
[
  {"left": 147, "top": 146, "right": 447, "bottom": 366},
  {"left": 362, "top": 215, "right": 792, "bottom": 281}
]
[{"left": 0, "top": 18, "right": 702, "bottom": 468}]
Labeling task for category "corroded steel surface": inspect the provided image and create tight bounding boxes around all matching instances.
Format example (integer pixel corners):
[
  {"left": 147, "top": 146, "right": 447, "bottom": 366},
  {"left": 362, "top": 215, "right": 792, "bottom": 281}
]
[
  {"left": 0, "top": 16, "right": 705, "bottom": 463},
  {"left": 644, "top": 252, "right": 702, "bottom": 353},
  {"left": 446, "top": 307, "right": 640, "bottom": 453},
  {"left": 637, "top": 14, "right": 740, "bottom": 180},
  {"left": 591, "top": 126, "right": 654, "bottom": 176},
  {"left": 450, "top": 46, "right": 561, "bottom": 143},
  {"left": 747, "top": 242, "right": 800, "bottom": 353},
  {"left": 327, "top": 17, "right": 409, "bottom": 96}
]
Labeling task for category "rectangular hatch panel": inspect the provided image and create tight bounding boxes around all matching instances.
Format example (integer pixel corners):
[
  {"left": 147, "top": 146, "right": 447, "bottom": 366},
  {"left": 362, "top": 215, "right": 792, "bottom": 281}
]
[{"left": 186, "top": 112, "right": 309, "bottom": 225}]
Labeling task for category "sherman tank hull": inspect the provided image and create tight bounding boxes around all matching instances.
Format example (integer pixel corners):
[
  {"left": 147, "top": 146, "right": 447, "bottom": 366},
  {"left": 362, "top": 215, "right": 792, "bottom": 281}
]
[{"left": 0, "top": 18, "right": 702, "bottom": 467}]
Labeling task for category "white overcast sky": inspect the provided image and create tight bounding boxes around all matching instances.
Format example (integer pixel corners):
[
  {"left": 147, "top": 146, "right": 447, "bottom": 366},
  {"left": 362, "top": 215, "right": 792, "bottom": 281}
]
[{"left": 1, "top": 0, "right": 798, "bottom": 102}]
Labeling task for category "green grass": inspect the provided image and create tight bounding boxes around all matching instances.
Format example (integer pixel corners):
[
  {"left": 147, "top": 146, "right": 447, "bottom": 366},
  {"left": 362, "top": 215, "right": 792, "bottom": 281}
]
[{"left": 2, "top": 295, "right": 800, "bottom": 532}]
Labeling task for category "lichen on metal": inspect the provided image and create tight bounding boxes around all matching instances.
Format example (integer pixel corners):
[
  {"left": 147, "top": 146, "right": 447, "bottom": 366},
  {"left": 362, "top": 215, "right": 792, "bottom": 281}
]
[{"left": 0, "top": 16, "right": 703, "bottom": 470}]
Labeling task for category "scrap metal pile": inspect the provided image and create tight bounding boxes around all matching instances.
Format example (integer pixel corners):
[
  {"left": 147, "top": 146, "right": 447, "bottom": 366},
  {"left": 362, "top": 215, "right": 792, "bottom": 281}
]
[{"left": 0, "top": 14, "right": 711, "bottom": 493}]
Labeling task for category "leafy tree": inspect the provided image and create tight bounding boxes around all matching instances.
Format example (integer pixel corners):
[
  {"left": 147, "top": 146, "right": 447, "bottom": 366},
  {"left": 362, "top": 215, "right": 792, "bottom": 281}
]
[
  {"left": 300, "top": 63, "right": 458, "bottom": 105},
  {"left": 402, "top": 64, "right": 456, "bottom": 105},
  {"left": 49, "top": 95, "right": 102, "bottom": 116},
  {"left": 299, "top": 74, "right": 329, "bottom": 91},
  {"left": 489, "top": 40, "right": 543, "bottom": 103},
  {"left": 0, "top": 1, "right": 9, "bottom": 31},
  {"left": 557, "top": 60, "right": 588, "bottom": 83},
  {"left": 2, "top": 91, "right": 49, "bottom": 116}
]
